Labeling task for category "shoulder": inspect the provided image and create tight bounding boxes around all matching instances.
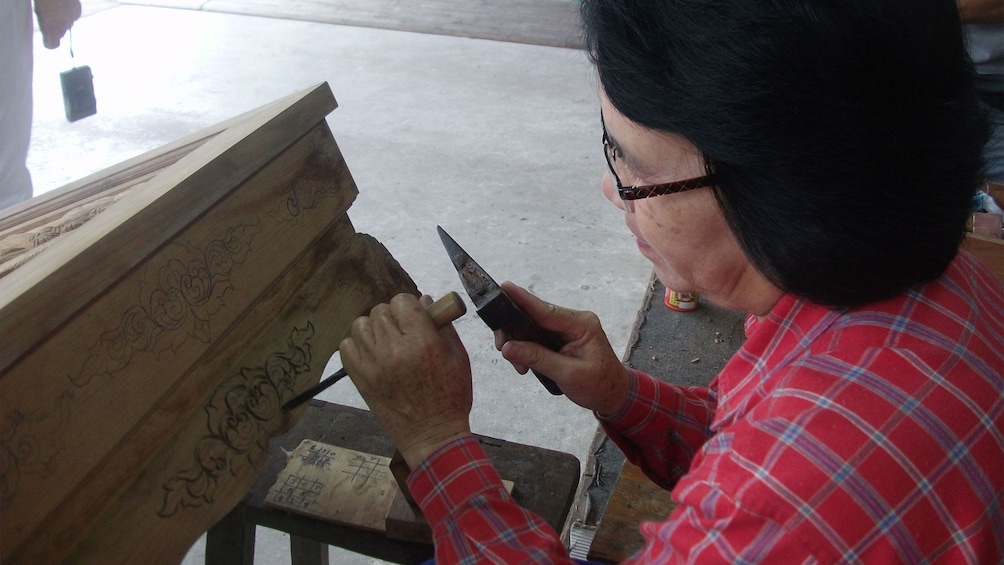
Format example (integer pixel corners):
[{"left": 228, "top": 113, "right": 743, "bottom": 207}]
[
  {"left": 681, "top": 259, "right": 1004, "bottom": 560},
  {"left": 742, "top": 252, "right": 1003, "bottom": 383},
  {"left": 812, "top": 252, "right": 1003, "bottom": 379}
]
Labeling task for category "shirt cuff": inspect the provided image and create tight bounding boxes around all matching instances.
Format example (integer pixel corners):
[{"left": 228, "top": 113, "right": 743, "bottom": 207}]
[
  {"left": 407, "top": 435, "right": 509, "bottom": 528},
  {"left": 594, "top": 368, "right": 657, "bottom": 428}
]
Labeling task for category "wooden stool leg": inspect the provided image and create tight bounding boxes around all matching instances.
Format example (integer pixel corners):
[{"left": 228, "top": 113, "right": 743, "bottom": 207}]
[
  {"left": 290, "top": 536, "right": 329, "bottom": 565},
  {"left": 206, "top": 505, "right": 256, "bottom": 565}
]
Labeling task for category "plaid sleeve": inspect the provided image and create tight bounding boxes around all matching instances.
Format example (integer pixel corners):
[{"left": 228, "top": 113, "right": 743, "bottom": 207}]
[
  {"left": 598, "top": 369, "right": 718, "bottom": 489},
  {"left": 408, "top": 435, "right": 575, "bottom": 564}
]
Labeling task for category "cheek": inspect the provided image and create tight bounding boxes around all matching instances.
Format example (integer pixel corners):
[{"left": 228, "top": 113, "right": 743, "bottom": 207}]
[
  {"left": 633, "top": 195, "right": 717, "bottom": 268},
  {"left": 649, "top": 210, "right": 682, "bottom": 237},
  {"left": 636, "top": 203, "right": 683, "bottom": 245}
]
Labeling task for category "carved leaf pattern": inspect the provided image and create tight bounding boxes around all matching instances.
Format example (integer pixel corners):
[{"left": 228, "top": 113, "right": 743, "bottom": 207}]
[
  {"left": 156, "top": 238, "right": 419, "bottom": 518},
  {"left": 159, "top": 323, "right": 314, "bottom": 517},
  {"left": 0, "top": 393, "right": 74, "bottom": 505},
  {"left": 0, "top": 193, "right": 121, "bottom": 278}
]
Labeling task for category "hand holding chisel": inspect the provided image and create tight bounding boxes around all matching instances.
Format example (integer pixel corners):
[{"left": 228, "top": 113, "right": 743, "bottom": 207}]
[
  {"left": 438, "top": 226, "right": 564, "bottom": 395},
  {"left": 282, "top": 292, "right": 467, "bottom": 410}
]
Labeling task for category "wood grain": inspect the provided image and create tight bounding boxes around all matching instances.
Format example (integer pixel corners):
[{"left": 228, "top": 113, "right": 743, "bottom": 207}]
[
  {"left": 0, "top": 83, "right": 420, "bottom": 563},
  {"left": 0, "top": 84, "right": 338, "bottom": 371},
  {"left": 266, "top": 440, "right": 399, "bottom": 533}
]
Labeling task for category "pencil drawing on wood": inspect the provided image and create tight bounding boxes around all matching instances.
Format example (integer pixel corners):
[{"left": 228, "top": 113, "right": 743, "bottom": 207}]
[
  {"left": 70, "top": 222, "right": 262, "bottom": 387},
  {"left": 160, "top": 322, "right": 314, "bottom": 517}
]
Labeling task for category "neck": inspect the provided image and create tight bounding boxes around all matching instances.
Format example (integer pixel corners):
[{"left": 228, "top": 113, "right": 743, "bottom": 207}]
[{"left": 708, "top": 263, "right": 784, "bottom": 317}]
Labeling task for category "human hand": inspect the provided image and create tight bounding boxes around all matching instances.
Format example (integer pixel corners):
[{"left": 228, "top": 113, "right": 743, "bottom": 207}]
[
  {"left": 34, "top": 0, "right": 82, "bottom": 49},
  {"left": 495, "top": 282, "right": 630, "bottom": 417},
  {"left": 340, "top": 294, "right": 473, "bottom": 468}
]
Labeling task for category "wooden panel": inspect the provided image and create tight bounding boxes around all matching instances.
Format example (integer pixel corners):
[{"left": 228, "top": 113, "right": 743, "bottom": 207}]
[
  {"left": 0, "top": 83, "right": 420, "bottom": 563},
  {"left": 0, "top": 131, "right": 214, "bottom": 235},
  {"left": 0, "top": 84, "right": 337, "bottom": 371},
  {"left": 57, "top": 231, "right": 413, "bottom": 563},
  {"left": 588, "top": 463, "right": 676, "bottom": 564}
]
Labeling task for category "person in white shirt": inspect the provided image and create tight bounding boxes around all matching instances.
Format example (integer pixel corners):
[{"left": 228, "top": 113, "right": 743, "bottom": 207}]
[{"left": 1, "top": 0, "right": 81, "bottom": 210}]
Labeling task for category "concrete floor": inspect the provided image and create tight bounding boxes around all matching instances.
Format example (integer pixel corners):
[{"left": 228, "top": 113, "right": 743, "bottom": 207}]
[{"left": 27, "top": 2, "right": 654, "bottom": 562}]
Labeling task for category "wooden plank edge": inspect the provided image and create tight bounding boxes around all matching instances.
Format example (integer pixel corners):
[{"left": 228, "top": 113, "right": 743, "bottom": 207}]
[
  {"left": 0, "top": 83, "right": 338, "bottom": 372},
  {"left": 0, "top": 88, "right": 304, "bottom": 233}
]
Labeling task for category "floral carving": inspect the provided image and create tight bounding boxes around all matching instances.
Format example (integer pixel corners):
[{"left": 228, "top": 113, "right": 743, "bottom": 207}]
[
  {"left": 270, "top": 129, "right": 343, "bottom": 226},
  {"left": 0, "top": 393, "right": 74, "bottom": 505},
  {"left": 70, "top": 222, "right": 261, "bottom": 387},
  {"left": 159, "top": 323, "right": 314, "bottom": 517},
  {"left": 0, "top": 193, "right": 122, "bottom": 278}
]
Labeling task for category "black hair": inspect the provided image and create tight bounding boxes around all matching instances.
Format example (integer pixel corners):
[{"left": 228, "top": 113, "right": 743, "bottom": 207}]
[{"left": 581, "top": 0, "right": 990, "bottom": 308}]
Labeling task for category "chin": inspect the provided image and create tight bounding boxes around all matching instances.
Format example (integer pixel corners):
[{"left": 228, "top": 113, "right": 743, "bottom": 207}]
[{"left": 653, "top": 268, "right": 691, "bottom": 293}]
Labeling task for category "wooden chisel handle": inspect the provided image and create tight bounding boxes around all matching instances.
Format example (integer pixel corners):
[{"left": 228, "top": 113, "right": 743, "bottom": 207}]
[
  {"left": 423, "top": 291, "right": 468, "bottom": 329},
  {"left": 282, "top": 292, "right": 467, "bottom": 410}
]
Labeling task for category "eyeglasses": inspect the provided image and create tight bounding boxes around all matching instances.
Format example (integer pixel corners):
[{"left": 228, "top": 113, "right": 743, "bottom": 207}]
[{"left": 601, "top": 115, "right": 716, "bottom": 213}]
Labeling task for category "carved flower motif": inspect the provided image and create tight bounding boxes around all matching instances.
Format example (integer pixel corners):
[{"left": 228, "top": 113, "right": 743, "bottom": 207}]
[
  {"left": 196, "top": 438, "right": 231, "bottom": 480},
  {"left": 120, "top": 305, "right": 158, "bottom": 352},
  {"left": 213, "top": 387, "right": 260, "bottom": 454},
  {"left": 147, "top": 286, "right": 188, "bottom": 331},
  {"left": 245, "top": 372, "right": 280, "bottom": 421}
]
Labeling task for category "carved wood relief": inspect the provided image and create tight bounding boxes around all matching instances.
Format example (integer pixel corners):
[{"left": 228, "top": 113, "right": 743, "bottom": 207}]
[
  {"left": 0, "top": 193, "right": 125, "bottom": 277},
  {"left": 0, "top": 83, "right": 418, "bottom": 563},
  {"left": 160, "top": 321, "right": 315, "bottom": 518}
]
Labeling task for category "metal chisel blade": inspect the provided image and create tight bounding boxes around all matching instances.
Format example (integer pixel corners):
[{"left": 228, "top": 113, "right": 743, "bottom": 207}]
[
  {"left": 437, "top": 225, "right": 500, "bottom": 307},
  {"left": 437, "top": 225, "right": 563, "bottom": 395}
]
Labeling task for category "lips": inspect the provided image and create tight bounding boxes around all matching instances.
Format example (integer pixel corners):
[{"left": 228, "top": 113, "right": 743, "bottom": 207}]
[{"left": 624, "top": 217, "right": 651, "bottom": 252}]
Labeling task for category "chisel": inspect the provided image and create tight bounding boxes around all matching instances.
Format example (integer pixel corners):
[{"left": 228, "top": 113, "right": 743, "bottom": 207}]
[{"left": 438, "top": 226, "right": 563, "bottom": 395}]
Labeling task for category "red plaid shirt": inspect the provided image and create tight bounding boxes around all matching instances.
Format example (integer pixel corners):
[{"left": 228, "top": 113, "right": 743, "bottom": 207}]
[{"left": 408, "top": 251, "right": 1004, "bottom": 564}]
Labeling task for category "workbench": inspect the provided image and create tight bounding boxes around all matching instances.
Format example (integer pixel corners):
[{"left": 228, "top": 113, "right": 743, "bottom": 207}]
[{"left": 205, "top": 400, "right": 581, "bottom": 564}]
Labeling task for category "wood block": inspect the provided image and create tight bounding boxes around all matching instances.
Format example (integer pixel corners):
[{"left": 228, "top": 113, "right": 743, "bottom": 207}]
[
  {"left": 587, "top": 463, "right": 676, "bottom": 564},
  {"left": 221, "top": 404, "right": 579, "bottom": 564},
  {"left": 265, "top": 440, "right": 398, "bottom": 533},
  {"left": 0, "top": 83, "right": 420, "bottom": 563},
  {"left": 263, "top": 438, "right": 516, "bottom": 545},
  {"left": 389, "top": 449, "right": 418, "bottom": 508},
  {"left": 385, "top": 487, "right": 432, "bottom": 544}
]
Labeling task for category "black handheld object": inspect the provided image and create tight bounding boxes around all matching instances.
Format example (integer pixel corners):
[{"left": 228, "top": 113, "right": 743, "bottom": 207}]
[
  {"left": 438, "top": 226, "right": 563, "bottom": 396},
  {"left": 60, "top": 66, "right": 96, "bottom": 122}
]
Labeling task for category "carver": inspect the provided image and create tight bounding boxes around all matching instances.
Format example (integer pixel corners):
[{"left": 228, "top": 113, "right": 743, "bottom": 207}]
[{"left": 339, "top": 0, "right": 1004, "bottom": 562}]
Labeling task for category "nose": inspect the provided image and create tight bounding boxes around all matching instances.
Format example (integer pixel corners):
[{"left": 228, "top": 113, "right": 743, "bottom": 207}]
[{"left": 601, "top": 171, "right": 627, "bottom": 212}]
